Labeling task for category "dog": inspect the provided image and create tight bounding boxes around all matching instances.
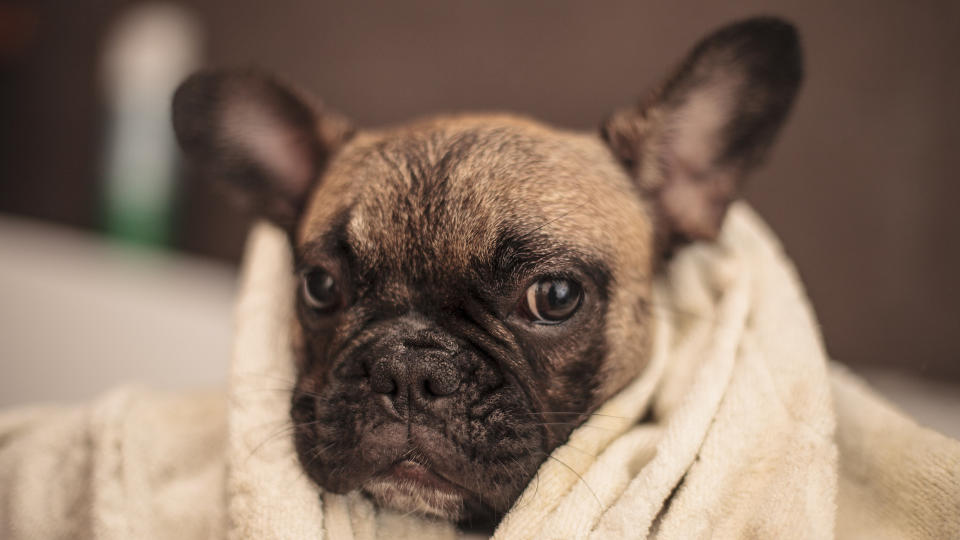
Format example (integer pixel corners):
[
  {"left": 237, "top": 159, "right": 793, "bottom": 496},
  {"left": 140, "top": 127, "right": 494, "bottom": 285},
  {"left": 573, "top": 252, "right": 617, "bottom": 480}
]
[{"left": 172, "top": 16, "right": 801, "bottom": 528}]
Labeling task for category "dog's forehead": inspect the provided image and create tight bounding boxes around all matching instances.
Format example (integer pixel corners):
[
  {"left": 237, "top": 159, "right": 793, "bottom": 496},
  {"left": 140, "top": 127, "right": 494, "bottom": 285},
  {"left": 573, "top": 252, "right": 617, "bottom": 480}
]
[{"left": 299, "top": 115, "right": 652, "bottom": 278}]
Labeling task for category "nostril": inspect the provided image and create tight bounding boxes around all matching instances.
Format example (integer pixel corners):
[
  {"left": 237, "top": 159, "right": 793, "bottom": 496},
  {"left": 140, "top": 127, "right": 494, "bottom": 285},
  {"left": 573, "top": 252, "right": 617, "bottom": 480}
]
[
  {"left": 369, "top": 360, "right": 397, "bottom": 394},
  {"left": 425, "top": 363, "right": 460, "bottom": 396}
]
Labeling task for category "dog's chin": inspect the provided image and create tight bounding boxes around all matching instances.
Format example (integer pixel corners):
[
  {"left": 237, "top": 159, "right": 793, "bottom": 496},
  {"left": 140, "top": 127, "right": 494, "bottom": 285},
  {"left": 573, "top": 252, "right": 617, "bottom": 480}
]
[{"left": 361, "top": 460, "right": 467, "bottom": 520}]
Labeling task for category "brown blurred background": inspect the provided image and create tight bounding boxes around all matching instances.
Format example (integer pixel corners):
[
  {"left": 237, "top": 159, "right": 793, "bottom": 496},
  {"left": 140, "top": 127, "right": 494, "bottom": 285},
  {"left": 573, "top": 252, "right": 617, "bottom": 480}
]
[{"left": 1, "top": 0, "right": 958, "bottom": 382}]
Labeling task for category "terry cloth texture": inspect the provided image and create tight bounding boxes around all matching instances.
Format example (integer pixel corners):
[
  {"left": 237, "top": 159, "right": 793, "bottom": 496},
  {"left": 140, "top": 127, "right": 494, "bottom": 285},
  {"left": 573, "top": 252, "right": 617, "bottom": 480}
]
[{"left": 1, "top": 204, "right": 958, "bottom": 539}]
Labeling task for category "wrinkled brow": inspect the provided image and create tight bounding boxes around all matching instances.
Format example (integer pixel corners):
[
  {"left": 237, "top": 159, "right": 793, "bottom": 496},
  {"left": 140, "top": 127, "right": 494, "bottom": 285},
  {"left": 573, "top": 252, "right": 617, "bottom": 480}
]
[
  {"left": 294, "top": 208, "right": 353, "bottom": 271},
  {"left": 482, "top": 226, "right": 612, "bottom": 298}
]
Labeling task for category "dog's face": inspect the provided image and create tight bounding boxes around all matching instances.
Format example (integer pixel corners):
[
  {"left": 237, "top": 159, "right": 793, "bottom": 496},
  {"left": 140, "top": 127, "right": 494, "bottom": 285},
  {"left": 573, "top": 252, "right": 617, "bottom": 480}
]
[
  {"left": 173, "top": 17, "right": 801, "bottom": 524},
  {"left": 289, "top": 117, "right": 656, "bottom": 520}
]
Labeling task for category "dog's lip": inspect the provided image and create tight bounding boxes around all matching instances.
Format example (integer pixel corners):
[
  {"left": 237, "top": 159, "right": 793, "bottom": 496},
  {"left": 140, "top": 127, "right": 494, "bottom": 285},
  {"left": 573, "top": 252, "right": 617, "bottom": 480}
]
[{"left": 377, "top": 459, "right": 465, "bottom": 494}]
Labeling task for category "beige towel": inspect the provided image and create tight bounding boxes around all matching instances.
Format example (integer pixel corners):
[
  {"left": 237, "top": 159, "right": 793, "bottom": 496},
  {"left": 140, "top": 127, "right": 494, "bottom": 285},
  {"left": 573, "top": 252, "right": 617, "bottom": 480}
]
[{"left": 2, "top": 204, "right": 958, "bottom": 539}]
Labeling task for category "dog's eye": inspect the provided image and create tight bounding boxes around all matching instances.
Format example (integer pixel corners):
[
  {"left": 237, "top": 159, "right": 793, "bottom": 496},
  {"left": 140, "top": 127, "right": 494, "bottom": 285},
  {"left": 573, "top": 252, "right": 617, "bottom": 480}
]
[
  {"left": 521, "top": 278, "right": 583, "bottom": 324},
  {"left": 301, "top": 268, "right": 340, "bottom": 312}
]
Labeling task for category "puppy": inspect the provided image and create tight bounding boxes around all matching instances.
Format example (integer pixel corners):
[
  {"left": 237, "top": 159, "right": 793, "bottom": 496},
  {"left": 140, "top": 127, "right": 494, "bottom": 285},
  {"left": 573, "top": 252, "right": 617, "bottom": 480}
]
[{"left": 173, "top": 16, "right": 801, "bottom": 527}]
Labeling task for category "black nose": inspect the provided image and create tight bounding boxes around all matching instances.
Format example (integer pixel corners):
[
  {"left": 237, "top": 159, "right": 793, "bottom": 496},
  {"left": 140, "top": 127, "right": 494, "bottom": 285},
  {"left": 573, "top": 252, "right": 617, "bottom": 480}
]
[{"left": 369, "top": 353, "right": 461, "bottom": 399}]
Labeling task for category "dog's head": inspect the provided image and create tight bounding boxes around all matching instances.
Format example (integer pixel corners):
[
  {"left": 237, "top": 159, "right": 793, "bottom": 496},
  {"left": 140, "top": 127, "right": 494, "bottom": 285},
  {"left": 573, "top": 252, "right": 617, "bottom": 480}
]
[{"left": 173, "top": 17, "right": 801, "bottom": 524}]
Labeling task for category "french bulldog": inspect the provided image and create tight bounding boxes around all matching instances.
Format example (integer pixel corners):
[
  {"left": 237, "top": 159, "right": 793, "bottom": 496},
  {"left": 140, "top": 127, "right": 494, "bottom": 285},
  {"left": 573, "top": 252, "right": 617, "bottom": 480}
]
[{"left": 172, "top": 16, "right": 801, "bottom": 528}]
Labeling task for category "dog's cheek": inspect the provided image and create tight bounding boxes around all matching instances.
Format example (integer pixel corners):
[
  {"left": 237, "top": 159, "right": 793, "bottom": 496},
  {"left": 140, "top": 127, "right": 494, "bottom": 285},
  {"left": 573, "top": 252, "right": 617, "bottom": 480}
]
[
  {"left": 290, "top": 319, "right": 310, "bottom": 373},
  {"left": 553, "top": 347, "right": 605, "bottom": 410},
  {"left": 456, "top": 426, "right": 539, "bottom": 513},
  {"left": 297, "top": 386, "right": 391, "bottom": 493},
  {"left": 292, "top": 312, "right": 345, "bottom": 394},
  {"left": 290, "top": 323, "right": 369, "bottom": 491},
  {"left": 542, "top": 323, "right": 608, "bottom": 406}
]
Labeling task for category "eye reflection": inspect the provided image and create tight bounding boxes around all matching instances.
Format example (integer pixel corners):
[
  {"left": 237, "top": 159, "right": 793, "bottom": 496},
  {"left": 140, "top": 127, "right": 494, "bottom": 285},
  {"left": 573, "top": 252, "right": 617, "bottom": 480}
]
[
  {"left": 522, "top": 278, "right": 583, "bottom": 324},
  {"left": 301, "top": 268, "right": 340, "bottom": 311}
]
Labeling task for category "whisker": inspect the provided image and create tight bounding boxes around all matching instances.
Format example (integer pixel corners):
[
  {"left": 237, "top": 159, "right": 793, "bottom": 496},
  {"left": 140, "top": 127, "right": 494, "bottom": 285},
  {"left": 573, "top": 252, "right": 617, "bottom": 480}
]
[
  {"left": 515, "top": 411, "right": 629, "bottom": 420},
  {"left": 534, "top": 422, "right": 619, "bottom": 433},
  {"left": 539, "top": 453, "right": 602, "bottom": 509},
  {"left": 556, "top": 443, "right": 597, "bottom": 458},
  {"left": 244, "top": 423, "right": 296, "bottom": 462},
  {"left": 233, "top": 387, "right": 297, "bottom": 396},
  {"left": 244, "top": 418, "right": 329, "bottom": 462},
  {"left": 302, "top": 440, "right": 337, "bottom": 471},
  {"left": 233, "top": 373, "right": 299, "bottom": 385}
]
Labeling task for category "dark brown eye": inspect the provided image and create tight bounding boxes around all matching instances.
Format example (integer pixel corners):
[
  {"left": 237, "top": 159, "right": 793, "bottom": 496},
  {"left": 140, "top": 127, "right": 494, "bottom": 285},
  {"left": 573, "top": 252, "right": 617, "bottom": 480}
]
[
  {"left": 522, "top": 278, "right": 583, "bottom": 324},
  {"left": 301, "top": 268, "right": 340, "bottom": 312}
]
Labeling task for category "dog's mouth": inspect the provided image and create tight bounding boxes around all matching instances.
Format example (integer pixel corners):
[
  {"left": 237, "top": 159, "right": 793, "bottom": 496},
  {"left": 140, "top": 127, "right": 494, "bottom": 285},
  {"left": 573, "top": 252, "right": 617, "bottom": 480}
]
[
  {"left": 362, "top": 458, "right": 476, "bottom": 520},
  {"left": 378, "top": 459, "right": 462, "bottom": 493},
  {"left": 292, "top": 356, "right": 548, "bottom": 525}
]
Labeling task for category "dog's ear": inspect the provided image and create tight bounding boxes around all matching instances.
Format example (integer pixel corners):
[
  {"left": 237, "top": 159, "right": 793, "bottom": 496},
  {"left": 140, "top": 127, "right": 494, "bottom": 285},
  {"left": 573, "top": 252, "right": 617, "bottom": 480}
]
[
  {"left": 172, "top": 70, "right": 354, "bottom": 232},
  {"left": 602, "top": 17, "right": 802, "bottom": 246}
]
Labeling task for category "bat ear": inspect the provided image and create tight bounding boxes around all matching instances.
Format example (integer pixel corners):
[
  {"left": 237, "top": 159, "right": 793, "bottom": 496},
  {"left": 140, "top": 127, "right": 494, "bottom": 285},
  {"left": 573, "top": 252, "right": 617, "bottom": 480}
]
[
  {"left": 172, "top": 69, "right": 354, "bottom": 232},
  {"left": 602, "top": 17, "right": 802, "bottom": 247}
]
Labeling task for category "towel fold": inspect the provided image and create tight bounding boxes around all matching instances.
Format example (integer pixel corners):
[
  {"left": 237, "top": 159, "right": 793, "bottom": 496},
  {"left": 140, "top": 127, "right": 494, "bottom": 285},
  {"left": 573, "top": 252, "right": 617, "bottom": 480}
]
[{"left": 2, "top": 204, "right": 958, "bottom": 539}]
